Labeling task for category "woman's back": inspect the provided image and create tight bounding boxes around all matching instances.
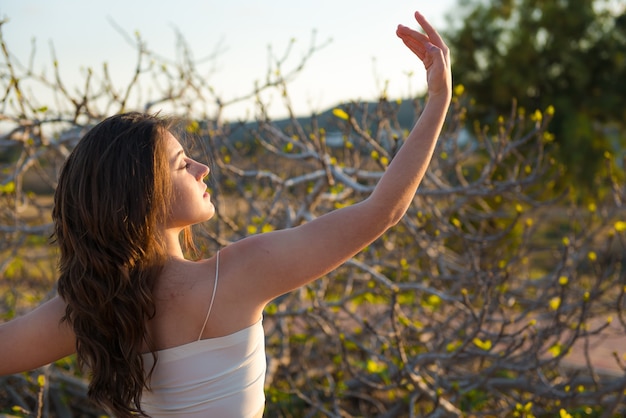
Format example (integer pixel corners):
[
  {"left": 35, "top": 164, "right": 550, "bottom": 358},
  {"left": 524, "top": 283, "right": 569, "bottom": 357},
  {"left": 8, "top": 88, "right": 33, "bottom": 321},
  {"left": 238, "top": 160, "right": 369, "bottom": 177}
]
[
  {"left": 141, "top": 320, "right": 266, "bottom": 417},
  {"left": 142, "top": 253, "right": 266, "bottom": 417}
]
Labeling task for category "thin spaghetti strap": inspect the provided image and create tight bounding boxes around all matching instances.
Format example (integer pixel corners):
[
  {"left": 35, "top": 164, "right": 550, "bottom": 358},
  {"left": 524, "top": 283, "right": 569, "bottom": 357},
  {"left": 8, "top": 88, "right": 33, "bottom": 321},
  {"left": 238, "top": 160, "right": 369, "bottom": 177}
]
[{"left": 197, "top": 251, "right": 220, "bottom": 341}]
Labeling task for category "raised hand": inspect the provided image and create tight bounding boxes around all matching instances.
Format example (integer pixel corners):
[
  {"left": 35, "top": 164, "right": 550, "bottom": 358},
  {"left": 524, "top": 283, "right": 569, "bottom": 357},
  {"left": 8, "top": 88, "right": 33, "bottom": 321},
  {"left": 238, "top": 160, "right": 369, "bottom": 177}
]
[{"left": 396, "top": 11, "right": 452, "bottom": 100}]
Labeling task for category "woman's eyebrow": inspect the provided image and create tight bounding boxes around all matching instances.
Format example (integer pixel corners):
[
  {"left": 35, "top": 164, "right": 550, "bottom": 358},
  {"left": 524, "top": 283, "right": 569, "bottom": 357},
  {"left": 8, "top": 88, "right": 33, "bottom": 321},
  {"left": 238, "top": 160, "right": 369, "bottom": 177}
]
[{"left": 170, "top": 149, "right": 185, "bottom": 164}]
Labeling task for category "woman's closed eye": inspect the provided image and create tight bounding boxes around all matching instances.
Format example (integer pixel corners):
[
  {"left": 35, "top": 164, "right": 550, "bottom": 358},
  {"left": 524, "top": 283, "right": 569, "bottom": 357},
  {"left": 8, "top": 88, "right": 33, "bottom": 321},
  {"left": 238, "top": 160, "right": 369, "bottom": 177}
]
[{"left": 180, "top": 159, "right": 192, "bottom": 169}]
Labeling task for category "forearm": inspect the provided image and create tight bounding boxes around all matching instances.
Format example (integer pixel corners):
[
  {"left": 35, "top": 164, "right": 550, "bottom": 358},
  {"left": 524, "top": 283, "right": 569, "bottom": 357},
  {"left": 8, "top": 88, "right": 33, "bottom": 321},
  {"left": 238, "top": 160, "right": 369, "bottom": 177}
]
[
  {"left": 367, "top": 93, "right": 450, "bottom": 224},
  {"left": 0, "top": 295, "right": 75, "bottom": 375}
]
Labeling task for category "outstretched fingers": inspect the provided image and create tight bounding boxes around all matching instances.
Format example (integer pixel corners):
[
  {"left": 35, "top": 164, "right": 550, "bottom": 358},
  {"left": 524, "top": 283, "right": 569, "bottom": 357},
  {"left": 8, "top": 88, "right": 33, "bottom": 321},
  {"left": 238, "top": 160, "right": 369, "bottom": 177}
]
[
  {"left": 396, "top": 12, "right": 449, "bottom": 65},
  {"left": 396, "top": 24, "right": 431, "bottom": 61},
  {"left": 396, "top": 11, "right": 451, "bottom": 98},
  {"left": 414, "top": 11, "right": 447, "bottom": 53}
]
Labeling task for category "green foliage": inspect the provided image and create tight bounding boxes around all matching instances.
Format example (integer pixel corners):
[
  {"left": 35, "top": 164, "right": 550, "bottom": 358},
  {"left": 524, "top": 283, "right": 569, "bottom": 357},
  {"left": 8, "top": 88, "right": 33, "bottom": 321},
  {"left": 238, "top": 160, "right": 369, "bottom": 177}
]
[{"left": 445, "top": 0, "right": 626, "bottom": 193}]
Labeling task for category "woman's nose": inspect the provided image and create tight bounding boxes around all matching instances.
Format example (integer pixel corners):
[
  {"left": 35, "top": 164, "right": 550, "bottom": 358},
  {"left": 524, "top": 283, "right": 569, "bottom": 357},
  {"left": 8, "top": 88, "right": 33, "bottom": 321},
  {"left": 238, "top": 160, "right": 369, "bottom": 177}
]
[{"left": 196, "top": 162, "right": 210, "bottom": 180}]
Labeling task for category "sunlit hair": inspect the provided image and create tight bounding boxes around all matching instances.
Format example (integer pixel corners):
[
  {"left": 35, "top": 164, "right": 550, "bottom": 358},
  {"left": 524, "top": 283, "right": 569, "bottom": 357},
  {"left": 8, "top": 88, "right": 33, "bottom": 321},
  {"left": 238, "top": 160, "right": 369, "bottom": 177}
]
[{"left": 53, "top": 112, "right": 195, "bottom": 417}]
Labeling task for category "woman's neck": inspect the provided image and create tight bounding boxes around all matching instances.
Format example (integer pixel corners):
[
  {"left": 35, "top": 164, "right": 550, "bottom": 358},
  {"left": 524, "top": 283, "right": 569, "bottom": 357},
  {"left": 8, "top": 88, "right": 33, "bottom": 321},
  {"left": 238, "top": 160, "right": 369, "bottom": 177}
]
[{"left": 163, "top": 228, "right": 186, "bottom": 259}]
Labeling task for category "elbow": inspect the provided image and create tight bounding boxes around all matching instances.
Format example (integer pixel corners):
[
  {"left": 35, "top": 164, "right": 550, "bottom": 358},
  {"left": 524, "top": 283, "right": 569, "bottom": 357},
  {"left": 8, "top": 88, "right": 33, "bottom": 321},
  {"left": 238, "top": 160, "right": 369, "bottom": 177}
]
[
  {"left": 388, "top": 211, "right": 405, "bottom": 228},
  {"left": 377, "top": 207, "right": 405, "bottom": 232},
  {"left": 363, "top": 199, "right": 407, "bottom": 233},
  {"left": 385, "top": 201, "right": 410, "bottom": 227}
]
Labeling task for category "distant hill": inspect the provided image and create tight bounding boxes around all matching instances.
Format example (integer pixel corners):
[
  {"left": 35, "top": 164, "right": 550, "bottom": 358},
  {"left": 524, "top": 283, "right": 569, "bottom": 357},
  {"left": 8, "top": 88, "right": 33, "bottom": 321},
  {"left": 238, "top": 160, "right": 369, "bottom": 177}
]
[{"left": 223, "top": 98, "right": 424, "bottom": 145}]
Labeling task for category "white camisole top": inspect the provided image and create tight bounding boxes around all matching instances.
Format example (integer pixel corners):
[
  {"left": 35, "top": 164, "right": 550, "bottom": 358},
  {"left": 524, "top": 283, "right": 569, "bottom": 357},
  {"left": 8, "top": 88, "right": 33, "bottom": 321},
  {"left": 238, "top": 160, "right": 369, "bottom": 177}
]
[{"left": 141, "top": 252, "right": 266, "bottom": 417}]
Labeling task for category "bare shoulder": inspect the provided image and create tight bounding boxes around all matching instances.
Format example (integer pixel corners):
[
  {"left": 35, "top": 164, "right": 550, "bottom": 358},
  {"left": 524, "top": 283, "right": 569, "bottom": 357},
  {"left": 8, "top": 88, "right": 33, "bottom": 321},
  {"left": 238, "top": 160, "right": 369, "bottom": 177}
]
[
  {"left": 209, "top": 242, "right": 266, "bottom": 305},
  {"left": 216, "top": 235, "right": 276, "bottom": 296},
  {"left": 150, "top": 253, "right": 261, "bottom": 343},
  {"left": 152, "top": 257, "right": 217, "bottom": 310}
]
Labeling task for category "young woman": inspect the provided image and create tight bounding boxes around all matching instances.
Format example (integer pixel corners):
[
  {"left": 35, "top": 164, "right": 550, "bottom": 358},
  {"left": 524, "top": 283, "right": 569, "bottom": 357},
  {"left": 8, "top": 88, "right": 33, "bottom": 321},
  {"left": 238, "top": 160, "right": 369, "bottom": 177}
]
[{"left": 0, "top": 11, "right": 451, "bottom": 418}]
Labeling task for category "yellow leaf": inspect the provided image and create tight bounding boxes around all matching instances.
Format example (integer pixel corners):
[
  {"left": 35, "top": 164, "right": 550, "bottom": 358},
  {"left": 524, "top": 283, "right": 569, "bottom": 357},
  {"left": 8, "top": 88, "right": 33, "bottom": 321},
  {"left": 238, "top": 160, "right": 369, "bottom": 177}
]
[
  {"left": 549, "top": 297, "right": 561, "bottom": 310},
  {"left": 614, "top": 221, "right": 626, "bottom": 232},
  {"left": 0, "top": 181, "right": 16, "bottom": 194},
  {"left": 366, "top": 359, "right": 386, "bottom": 374},
  {"left": 472, "top": 338, "right": 492, "bottom": 351},
  {"left": 37, "top": 374, "right": 46, "bottom": 386},
  {"left": 332, "top": 108, "right": 349, "bottom": 120},
  {"left": 446, "top": 340, "right": 462, "bottom": 352},
  {"left": 587, "top": 251, "right": 597, "bottom": 261},
  {"left": 548, "top": 344, "right": 562, "bottom": 357},
  {"left": 454, "top": 84, "right": 465, "bottom": 96},
  {"left": 400, "top": 258, "right": 408, "bottom": 269},
  {"left": 542, "top": 132, "right": 555, "bottom": 142},
  {"left": 186, "top": 120, "right": 200, "bottom": 133},
  {"left": 426, "top": 294, "right": 441, "bottom": 310},
  {"left": 559, "top": 409, "right": 573, "bottom": 418},
  {"left": 558, "top": 276, "right": 568, "bottom": 286}
]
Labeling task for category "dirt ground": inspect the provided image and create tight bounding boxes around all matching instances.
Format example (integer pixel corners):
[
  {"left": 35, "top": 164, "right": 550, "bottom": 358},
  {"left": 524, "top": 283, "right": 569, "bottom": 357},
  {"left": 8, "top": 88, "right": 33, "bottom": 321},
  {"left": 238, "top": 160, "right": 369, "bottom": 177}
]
[{"left": 564, "top": 317, "right": 626, "bottom": 378}]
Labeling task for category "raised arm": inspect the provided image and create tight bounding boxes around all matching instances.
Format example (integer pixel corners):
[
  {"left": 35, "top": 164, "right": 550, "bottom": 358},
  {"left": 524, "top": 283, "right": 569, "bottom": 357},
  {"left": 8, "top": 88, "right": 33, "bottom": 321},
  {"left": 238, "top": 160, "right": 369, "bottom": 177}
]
[
  {"left": 222, "top": 11, "right": 452, "bottom": 306},
  {"left": 0, "top": 295, "right": 75, "bottom": 375}
]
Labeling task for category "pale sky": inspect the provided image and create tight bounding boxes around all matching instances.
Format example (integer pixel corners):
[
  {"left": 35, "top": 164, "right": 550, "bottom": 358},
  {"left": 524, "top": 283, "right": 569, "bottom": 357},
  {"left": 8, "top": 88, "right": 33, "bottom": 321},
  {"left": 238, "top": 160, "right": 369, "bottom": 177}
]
[{"left": 0, "top": 0, "right": 456, "bottom": 120}]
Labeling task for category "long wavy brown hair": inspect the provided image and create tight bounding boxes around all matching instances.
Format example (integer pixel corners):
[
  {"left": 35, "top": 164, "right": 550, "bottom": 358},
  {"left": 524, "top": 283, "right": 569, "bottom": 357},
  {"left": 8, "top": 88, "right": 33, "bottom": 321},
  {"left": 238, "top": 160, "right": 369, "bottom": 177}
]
[{"left": 53, "top": 112, "right": 192, "bottom": 416}]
